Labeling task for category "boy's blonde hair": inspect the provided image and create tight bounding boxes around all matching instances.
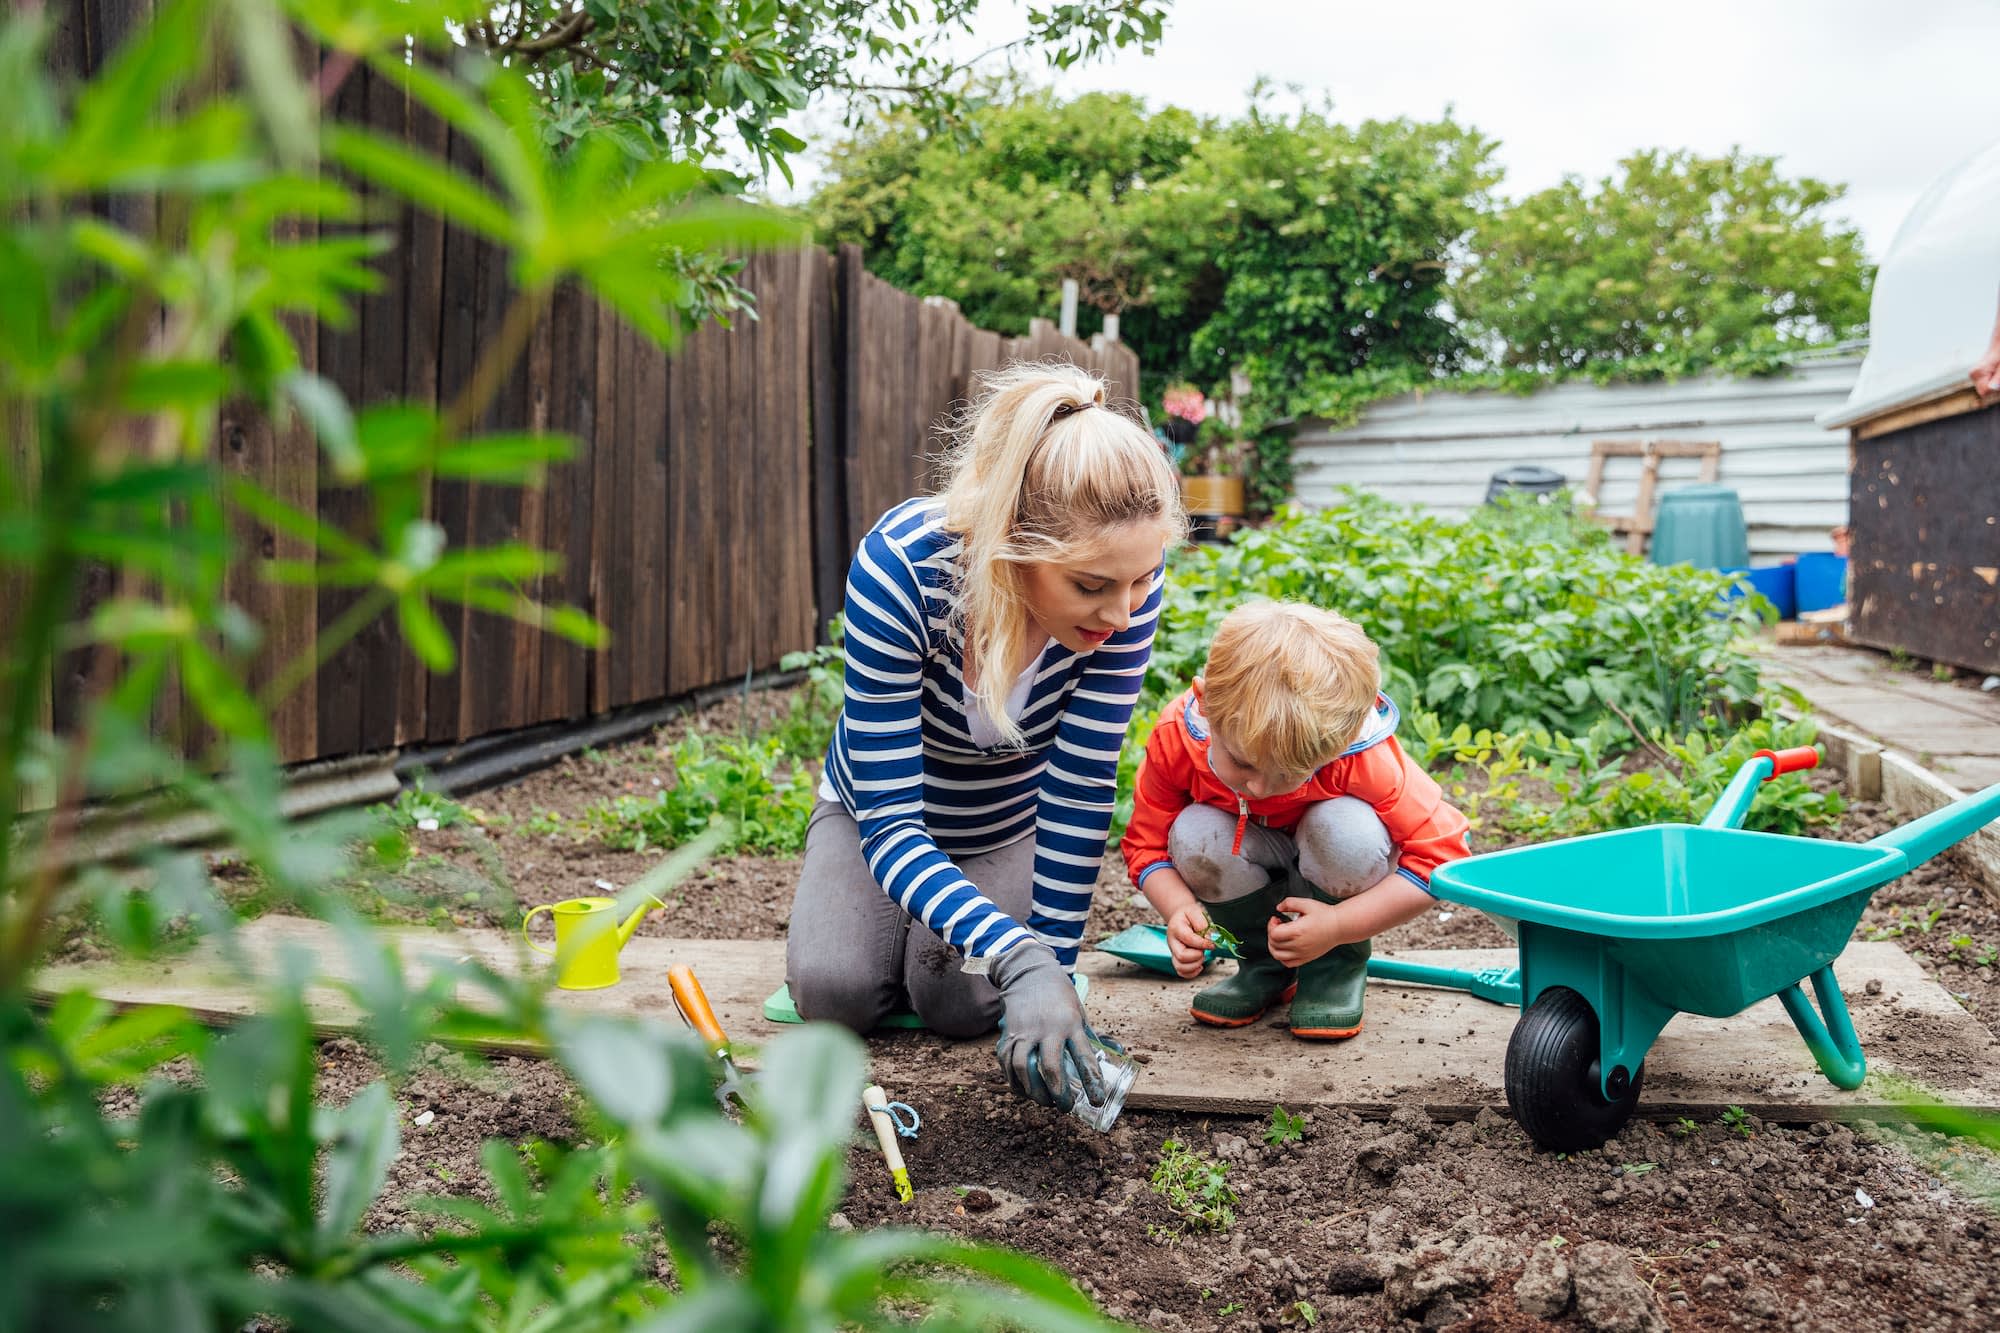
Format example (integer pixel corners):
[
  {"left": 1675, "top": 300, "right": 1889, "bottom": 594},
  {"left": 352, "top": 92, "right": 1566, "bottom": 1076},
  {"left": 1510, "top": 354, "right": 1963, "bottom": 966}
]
[
  {"left": 1201, "top": 602, "right": 1381, "bottom": 778},
  {"left": 937, "top": 361, "right": 1188, "bottom": 747}
]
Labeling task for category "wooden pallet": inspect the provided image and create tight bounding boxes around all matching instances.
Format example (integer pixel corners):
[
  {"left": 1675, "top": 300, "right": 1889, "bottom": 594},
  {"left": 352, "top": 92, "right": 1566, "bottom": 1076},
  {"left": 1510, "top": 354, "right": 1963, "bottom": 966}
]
[{"left": 1583, "top": 439, "right": 1721, "bottom": 556}]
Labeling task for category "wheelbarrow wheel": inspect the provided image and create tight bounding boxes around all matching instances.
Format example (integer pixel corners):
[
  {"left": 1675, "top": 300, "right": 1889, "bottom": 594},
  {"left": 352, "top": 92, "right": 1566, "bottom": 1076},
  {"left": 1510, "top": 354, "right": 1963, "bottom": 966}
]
[{"left": 1505, "top": 986, "right": 1644, "bottom": 1152}]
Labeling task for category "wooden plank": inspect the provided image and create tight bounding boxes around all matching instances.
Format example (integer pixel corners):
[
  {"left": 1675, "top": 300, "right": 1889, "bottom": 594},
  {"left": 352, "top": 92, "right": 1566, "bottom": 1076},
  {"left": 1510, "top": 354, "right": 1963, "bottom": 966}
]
[
  {"left": 725, "top": 273, "right": 761, "bottom": 677},
  {"left": 778, "top": 250, "right": 818, "bottom": 656},
  {"left": 462, "top": 216, "right": 528, "bottom": 737},
  {"left": 808, "top": 249, "right": 846, "bottom": 638},
  {"left": 668, "top": 311, "right": 723, "bottom": 694},
  {"left": 538, "top": 285, "right": 594, "bottom": 723},
  {"left": 37, "top": 922, "right": 2000, "bottom": 1124},
  {"left": 51, "top": 0, "right": 157, "bottom": 743},
  {"left": 216, "top": 19, "right": 318, "bottom": 763},
  {"left": 597, "top": 316, "right": 632, "bottom": 707},
  {"left": 1855, "top": 386, "right": 1992, "bottom": 442},
  {"left": 585, "top": 300, "right": 616, "bottom": 713},
  {"left": 395, "top": 63, "right": 447, "bottom": 748},
  {"left": 424, "top": 126, "right": 483, "bottom": 743},
  {"left": 314, "top": 59, "right": 386, "bottom": 759},
  {"left": 513, "top": 299, "right": 553, "bottom": 729},
  {"left": 630, "top": 302, "right": 670, "bottom": 699}
]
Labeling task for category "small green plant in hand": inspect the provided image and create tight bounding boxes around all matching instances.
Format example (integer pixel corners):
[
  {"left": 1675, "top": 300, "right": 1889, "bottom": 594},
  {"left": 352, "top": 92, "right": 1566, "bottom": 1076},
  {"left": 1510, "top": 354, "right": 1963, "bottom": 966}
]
[
  {"left": 1206, "top": 920, "right": 1244, "bottom": 959},
  {"left": 1264, "top": 1104, "right": 1307, "bottom": 1146},
  {"left": 1151, "top": 1139, "right": 1238, "bottom": 1231},
  {"left": 1722, "top": 1105, "right": 1754, "bottom": 1138}
]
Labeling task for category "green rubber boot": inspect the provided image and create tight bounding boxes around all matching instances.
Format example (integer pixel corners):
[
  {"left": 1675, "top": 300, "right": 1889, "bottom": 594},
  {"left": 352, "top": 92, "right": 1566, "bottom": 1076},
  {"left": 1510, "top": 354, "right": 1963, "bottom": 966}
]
[
  {"left": 1289, "top": 937, "right": 1370, "bottom": 1039},
  {"left": 1190, "top": 887, "right": 1296, "bottom": 1027}
]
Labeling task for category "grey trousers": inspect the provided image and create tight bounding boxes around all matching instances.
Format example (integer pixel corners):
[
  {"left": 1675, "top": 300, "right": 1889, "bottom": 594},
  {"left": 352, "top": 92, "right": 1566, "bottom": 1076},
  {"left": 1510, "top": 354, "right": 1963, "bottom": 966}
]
[
  {"left": 1168, "top": 797, "right": 1394, "bottom": 904},
  {"left": 785, "top": 799, "right": 1037, "bottom": 1038}
]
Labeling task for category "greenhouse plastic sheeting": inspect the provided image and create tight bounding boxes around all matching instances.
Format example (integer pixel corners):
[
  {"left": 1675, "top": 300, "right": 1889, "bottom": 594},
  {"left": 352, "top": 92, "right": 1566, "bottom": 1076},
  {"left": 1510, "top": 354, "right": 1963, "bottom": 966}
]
[{"left": 1820, "top": 138, "right": 2000, "bottom": 429}]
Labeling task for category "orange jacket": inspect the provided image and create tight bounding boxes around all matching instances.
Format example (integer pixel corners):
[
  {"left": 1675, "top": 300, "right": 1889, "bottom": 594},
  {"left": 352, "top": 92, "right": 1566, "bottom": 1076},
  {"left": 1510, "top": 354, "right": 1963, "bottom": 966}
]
[{"left": 1120, "top": 685, "right": 1471, "bottom": 893}]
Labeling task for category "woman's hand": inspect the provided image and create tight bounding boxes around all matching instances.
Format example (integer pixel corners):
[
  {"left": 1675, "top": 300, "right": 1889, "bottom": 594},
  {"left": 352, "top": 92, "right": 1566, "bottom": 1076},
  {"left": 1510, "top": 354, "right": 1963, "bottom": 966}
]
[
  {"left": 989, "top": 942, "right": 1103, "bottom": 1110},
  {"left": 1165, "top": 901, "right": 1211, "bottom": 978},
  {"left": 1268, "top": 896, "right": 1345, "bottom": 968}
]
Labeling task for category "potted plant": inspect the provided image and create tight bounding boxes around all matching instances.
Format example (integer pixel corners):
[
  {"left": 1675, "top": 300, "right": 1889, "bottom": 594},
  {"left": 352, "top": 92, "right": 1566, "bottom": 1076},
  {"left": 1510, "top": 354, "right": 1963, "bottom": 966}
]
[
  {"left": 1179, "top": 416, "right": 1248, "bottom": 526},
  {"left": 1161, "top": 382, "right": 1207, "bottom": 445}
]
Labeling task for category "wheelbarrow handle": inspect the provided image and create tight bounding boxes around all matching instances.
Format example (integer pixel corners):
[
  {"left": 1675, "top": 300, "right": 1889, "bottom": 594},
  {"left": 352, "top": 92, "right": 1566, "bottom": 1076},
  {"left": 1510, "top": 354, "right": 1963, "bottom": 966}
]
[
  {"left": 1702, "top": 745, "right": 1823, "bottom": 829},
  {"left": 667, "top": 964, "right": 731, "bottom": 1058},
  {"left": 1754, "top": 747, "right": 1820, "bottom": 777}
]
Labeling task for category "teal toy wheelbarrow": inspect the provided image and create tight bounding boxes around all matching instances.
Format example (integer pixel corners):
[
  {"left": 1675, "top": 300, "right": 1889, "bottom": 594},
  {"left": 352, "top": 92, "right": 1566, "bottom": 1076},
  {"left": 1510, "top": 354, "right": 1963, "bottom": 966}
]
[{"left": 1429, "top": 746, "right": 2000, "bottom": 1152}]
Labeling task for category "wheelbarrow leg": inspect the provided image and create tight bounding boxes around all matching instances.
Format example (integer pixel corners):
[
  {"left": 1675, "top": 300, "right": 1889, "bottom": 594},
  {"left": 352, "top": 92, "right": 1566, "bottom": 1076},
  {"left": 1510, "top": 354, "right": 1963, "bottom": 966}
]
[{"left": 1776, "top": 964, "right": 1867, "bottom": 1090}]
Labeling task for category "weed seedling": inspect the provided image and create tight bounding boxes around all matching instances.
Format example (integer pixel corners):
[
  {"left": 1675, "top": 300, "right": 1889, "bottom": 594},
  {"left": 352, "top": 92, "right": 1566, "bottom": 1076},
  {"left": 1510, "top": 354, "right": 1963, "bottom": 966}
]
[
  {"left": 1292, "top": 1300, "right": 1318, "bottom": 1326},
  {"left": 1150, "top": 1139, "right": 1237, "bottom": 1232},
  {"left": 1205, "top": 920, "right": 1243, "bottom": 959},
  {"left": 1722, "top": 1105, "right": 1753, "bottom": 1138},
  {"left": 1218, "top": 1303, "right": 1243, "bottom": 1316},
  {"left": 1672, "top": 1116, "right": 1699, "bottom": 1138},
  {"left": 1866, "top": 900, "right": 1946, "bottom": 941},
  {"left": 1265, "top": 1104, "right": 1307, "bottom": 1147}
]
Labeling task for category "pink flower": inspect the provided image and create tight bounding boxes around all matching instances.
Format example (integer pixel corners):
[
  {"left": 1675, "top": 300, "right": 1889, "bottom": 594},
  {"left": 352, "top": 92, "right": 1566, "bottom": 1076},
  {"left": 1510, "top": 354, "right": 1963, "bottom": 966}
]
[{"left": 1163, "top": 384, "right": 1208, "bottom": 424}]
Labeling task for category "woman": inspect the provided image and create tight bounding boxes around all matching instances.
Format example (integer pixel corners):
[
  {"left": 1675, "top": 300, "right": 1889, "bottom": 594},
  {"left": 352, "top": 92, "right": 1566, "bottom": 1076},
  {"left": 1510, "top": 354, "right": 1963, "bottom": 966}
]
[{"left": 787, "top": 362, "right": 1187, "bottom": 1110}]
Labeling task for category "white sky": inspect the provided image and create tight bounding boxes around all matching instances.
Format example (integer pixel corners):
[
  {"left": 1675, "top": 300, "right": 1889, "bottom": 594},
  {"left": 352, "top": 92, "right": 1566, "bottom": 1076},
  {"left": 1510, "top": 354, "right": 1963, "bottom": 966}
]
[{"left": 786, "top": 0, "right": 2000, "bottom": 261}]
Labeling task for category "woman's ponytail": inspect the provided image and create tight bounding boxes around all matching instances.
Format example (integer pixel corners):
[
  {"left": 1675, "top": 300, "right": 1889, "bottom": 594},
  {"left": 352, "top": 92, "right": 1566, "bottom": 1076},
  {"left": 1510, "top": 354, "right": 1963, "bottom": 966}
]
[{"left": 937, "top": 362, "right": 1186, "bottom": 745}]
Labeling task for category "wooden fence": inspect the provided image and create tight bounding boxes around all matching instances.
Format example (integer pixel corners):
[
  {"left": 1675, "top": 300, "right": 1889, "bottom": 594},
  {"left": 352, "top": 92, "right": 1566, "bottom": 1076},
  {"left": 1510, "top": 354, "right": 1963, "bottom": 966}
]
[{"left": 38, "top": 17, "right": 1142, "bottom": 767}]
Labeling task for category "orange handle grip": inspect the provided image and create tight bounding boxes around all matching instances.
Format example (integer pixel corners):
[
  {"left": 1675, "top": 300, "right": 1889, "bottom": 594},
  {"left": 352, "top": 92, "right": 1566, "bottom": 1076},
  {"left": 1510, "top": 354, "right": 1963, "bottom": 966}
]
[
  {"left": 667, "top": 964, "right": 729, "bottom": 1055},
  {"left": 1755, "top": 746, "right": 1820, "bottom": 778}
]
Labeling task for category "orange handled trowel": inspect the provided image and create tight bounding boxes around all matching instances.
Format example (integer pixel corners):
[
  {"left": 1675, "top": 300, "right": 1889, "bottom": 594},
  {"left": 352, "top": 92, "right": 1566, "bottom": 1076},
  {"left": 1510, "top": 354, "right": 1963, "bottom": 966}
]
[{"left": 667, "top": 964, "right": 749, "bottom": 1110}]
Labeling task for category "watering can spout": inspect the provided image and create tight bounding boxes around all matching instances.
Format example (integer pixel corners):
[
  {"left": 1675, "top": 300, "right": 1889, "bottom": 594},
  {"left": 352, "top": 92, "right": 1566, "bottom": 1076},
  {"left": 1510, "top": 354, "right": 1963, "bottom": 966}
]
[{"left": 615, "top": 899, "right": 658, "bottom": 948}]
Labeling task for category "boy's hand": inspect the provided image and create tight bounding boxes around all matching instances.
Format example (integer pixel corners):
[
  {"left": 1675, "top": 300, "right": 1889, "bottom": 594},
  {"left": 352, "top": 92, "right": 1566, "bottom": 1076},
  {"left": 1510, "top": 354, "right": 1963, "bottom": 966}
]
[
  {"left": 1268, "top": 897, "right": 1345, "bottom": 968},
  {"left": 1165, "top": 902, "right": 1211, "bottom": 978}
]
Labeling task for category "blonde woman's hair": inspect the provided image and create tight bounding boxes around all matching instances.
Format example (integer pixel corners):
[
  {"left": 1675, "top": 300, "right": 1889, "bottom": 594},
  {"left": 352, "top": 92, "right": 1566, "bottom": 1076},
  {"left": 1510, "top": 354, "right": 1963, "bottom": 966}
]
[
  {"left": 1201, "top": 602, "right": 1381, "bottom": 779},
  {"left": 937, "top": 361, "right": 1188, "bottom": 747}
]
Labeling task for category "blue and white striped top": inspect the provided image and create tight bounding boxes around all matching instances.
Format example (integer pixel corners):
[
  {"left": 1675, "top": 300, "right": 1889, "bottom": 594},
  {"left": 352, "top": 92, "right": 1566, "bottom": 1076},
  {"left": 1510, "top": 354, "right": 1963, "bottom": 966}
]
[{"left": 821, "top": 498, "right": 1163, "bottom": 969}]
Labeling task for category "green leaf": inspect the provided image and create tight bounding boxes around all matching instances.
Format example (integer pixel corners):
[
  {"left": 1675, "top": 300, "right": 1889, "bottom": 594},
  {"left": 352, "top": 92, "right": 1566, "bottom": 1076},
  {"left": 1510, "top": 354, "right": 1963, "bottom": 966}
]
[
  {"left": 396, "top": 593, "right": 456, "bottom": 671},
  {"left": 430, "top": 432, "right": 576, "bottom": 482},
  {"left": 122, "top": 359, "right": 233, "bottom": 411},
  {"left": 318, "top": 1081, "right": 400, "bottom": 1244},
  {"left": 751, "top": 1025, "right": 865, "bottom": 1150},
  {"left": 550, "top": 1015, "right": 681, "bottom": 1127},
  {"left": 325, "top": 125, "right": 514, "bottom": 243},
  {"left": 282, "top": 371, "right": 361, "bottom": 479}
]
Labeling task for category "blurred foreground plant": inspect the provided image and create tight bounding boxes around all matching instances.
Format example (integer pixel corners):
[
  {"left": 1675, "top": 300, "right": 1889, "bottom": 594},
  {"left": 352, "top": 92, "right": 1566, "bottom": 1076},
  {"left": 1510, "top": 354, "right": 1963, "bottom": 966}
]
[{"left": 0, "top": 3, "right": 1117, "bottom": 1327}]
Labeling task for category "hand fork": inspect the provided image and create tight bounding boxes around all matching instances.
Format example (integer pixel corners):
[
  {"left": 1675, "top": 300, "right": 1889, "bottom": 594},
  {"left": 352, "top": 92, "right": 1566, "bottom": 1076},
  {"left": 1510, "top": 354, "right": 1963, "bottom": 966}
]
[{"left": 667, "top": 964, "right": 749, "bottom": 1109}]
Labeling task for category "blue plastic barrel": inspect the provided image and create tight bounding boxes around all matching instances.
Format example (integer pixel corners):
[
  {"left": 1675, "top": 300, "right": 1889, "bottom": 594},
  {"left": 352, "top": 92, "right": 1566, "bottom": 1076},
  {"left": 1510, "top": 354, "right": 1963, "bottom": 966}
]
[
  {"left": 1722, "top": 564, "right": 1797, "bottom": 621},
  {"left": 1794, "top": 553, "right": 1848, "bottom": 613}
]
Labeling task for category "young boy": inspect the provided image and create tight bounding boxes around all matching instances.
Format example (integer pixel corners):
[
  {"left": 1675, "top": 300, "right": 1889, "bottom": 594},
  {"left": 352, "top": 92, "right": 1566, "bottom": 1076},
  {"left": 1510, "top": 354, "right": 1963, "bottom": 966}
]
[{"left": 1120, "top": 601, "right": 1472, "bottom": 1038}]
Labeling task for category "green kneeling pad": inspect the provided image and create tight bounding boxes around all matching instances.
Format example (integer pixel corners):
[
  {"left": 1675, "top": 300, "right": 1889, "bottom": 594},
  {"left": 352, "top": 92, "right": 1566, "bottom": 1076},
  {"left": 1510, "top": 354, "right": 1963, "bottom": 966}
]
[{"left": 762, "top": 974, "right": 1089, "bottom": 1027}]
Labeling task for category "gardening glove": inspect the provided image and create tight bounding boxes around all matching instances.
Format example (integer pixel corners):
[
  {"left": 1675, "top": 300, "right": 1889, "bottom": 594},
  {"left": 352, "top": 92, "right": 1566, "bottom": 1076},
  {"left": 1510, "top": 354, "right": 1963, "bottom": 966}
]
[{"left": 989, "top": 942, "right": 1104, "bottom": 1111}]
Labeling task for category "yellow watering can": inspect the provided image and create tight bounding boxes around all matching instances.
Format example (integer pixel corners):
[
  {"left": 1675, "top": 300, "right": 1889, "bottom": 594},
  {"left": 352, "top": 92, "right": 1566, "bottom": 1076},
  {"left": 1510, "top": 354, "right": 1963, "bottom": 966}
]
[{"left": 522, "top": 893, "right": 665, "bottom": 990}]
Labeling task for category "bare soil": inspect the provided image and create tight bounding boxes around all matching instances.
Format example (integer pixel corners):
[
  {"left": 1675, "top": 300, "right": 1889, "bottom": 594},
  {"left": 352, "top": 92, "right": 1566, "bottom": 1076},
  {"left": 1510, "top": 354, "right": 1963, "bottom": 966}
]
[{"left": 260, "top": 701, "right": 2000, "bottom": 1331}]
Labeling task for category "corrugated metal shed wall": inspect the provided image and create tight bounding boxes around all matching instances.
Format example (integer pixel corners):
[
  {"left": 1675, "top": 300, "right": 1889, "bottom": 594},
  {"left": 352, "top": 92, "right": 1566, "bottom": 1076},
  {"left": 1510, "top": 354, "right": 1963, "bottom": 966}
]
[{"left": 1290, "top": 353, "right": 1862, "bottom": 558}]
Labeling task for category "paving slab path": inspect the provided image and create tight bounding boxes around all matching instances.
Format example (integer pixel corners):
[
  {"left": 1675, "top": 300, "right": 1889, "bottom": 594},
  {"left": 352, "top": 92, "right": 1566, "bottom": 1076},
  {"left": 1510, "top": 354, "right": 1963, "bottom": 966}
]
[
  {"left": 1762, "top": 642, "right": 2000, "bottom": 791},
  {"left": 37, "top": 916, "right": 2000, "bottom": 1124}
]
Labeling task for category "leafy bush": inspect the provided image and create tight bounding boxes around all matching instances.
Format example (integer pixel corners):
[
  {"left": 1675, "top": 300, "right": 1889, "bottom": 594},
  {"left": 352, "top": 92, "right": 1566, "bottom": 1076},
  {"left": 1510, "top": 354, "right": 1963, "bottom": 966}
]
[
  {"left": 1149, "top": 1139, "right": 1237, "bottom": 1232},
  {"left": 578, "top": 734, "right": 818, "bottom": 857},
  {"left": 0, "top": 4, "right": 1123, "bottom": 1326},
  {"left": 5, "top": 955, "right": 1113, "bottom": 1330},
  {"left": 1145, "top": 491, "right": 1766, "bottom": 740},
  {"left": 1411, "top": 713, "right": 1845, "bottom": 841}
]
